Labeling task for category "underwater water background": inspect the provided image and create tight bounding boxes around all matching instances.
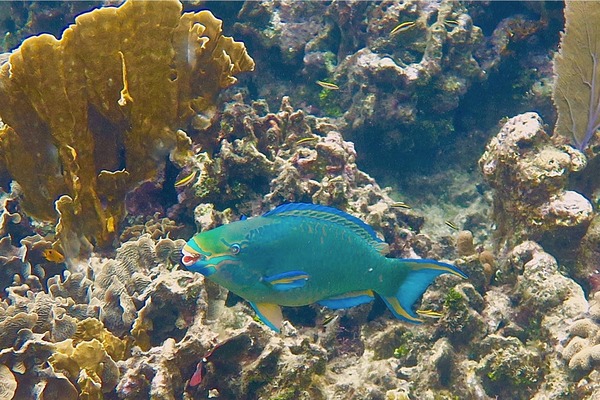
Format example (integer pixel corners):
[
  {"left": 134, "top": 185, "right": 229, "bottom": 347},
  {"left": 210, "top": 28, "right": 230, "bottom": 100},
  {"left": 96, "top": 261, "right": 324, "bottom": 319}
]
[{"left": 0, "top": 1, "right": 600, "bottom": 399}]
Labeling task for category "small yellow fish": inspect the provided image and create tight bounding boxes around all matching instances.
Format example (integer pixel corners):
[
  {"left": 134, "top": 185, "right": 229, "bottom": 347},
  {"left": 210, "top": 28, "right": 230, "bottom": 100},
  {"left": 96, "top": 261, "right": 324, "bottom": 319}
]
[
  {"left": 175, "top": 170, "right": 197, "bottom": 188},
  {"left": 444, "top": 20, "right": 459, "bottom": 27},
  {"left": 416, "top": 309, "right": 443, "bottom": 318},
  {"left": 43, "top": 248, "right": 65, "bottom": 263},
  {"left": 390, "top": 21, "right": 415, "bottom": 35},
  {"left": 316, "top": 80, "right": 340, "bottom": 90},
  {"left": 106, "top": 216, "right": 116, "bottom": 233},
  {"left": 296, "top": 137, "right": 319, "bottom": 145},
  {"left": 391, "top": 201, "right": 411, "bottom": 209},
  {"left": 445, "top": 220, "right": 459, "bottom": 230}
]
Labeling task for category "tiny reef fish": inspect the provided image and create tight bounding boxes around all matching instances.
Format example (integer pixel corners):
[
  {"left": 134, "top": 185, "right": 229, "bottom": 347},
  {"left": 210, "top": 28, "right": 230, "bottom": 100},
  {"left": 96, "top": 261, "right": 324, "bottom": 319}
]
[
  {"left": 106, "top": 216, "right": 116, "bottom": 233},
  {"left": 321, "top": 314, "right": 339, "bottom": 326},
  {"left": 43, "top": 248, "right": 65, "bottom": 263},
  {"left": 296, "top": 137, "right": 319, "bottom": 145},
  {"left": 391, "top": 201, "right": 411, "bottom": 209},
  {"left": 175, "top": 170, "right": 197, "bottom": 188},
  {"left": 182, "top": 203, "right": 466, "bottom": 332},
  {"left": 390, "top": 21, "right": 416, "bottom": 35},
  {"left": 316, "top": 80, "right": 340, "bottom": 90},
  {"left": 416, "top": 309, "right": 443, "bottom": 318},
  {"left": 445, "top": 220, "right": 459, "bottom": 230}
]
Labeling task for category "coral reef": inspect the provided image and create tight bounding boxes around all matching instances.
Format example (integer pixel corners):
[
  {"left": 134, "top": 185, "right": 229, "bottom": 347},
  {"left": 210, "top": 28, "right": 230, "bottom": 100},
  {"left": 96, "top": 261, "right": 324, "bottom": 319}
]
[
  {"left": 479, "top": 112, "right": 592, "bottom": 260},
  {"left": 1, "top": 2, "right": 599, "bottom": 399},
  {"left": 178, "top": 96, "right": 428, "bottom": 256},
  {"left": 49, "top": 318, "right": 127, "bottom": 399},
  {"left": 233, "top": 0, "right": 560, "bottom": 176},
  {"left": 0, "top": 232, "right": 204, "bottom": 399},
  {"left": 0, "top": 2, "right": 102, "bottom": 52},
  {"left": 333, "top": 1, "right": 484, "bottom": 151},
  {"left": 561, "top": 292, "right": 600, "bottom": 396},
  {"left": 0, "top": 0, "right": 254, "bottom": 257},
  {"left": 239, "top": 0, "right": 486, "bottom": 158}
]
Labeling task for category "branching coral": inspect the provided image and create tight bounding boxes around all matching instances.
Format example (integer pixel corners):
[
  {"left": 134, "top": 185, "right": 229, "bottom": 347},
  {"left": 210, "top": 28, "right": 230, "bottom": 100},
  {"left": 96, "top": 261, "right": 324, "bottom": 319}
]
[{"left": 0, "top": 0, "right": 254, "bottom": 258}]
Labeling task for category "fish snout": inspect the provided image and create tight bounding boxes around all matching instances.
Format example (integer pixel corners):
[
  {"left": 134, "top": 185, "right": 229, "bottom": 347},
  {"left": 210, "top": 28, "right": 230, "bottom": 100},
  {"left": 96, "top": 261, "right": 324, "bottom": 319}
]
[{"left": 181, "top": 247, "right": 204, "bottom": 267}]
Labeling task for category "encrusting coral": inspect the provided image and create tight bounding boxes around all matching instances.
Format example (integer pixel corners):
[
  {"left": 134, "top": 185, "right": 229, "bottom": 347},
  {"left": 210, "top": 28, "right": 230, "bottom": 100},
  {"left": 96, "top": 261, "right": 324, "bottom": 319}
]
[
  {"left": 561, "top": 293, "right": 600, "bottom": 395},
  {"left": 0, "top": 364, "right": 17, "bottom": 400},
  {"left": 0, "top": 232, "right": 202, "bottom": 398},
  {"left": 0, "top": 0, "right": 254, "bottom": 258}
]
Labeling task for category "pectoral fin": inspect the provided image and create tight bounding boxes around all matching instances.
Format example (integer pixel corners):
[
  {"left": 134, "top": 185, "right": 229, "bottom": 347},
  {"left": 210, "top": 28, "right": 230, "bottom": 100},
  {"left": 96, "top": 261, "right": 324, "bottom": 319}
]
[
  {"left": 263, "top": 270, "right": 310, "bottom": 291},
  {"left": 318, "top": 290, "right": 375, "bottom": 309},
  {"left": 249, "top": 302, "right": 283, "bottom": 332}
]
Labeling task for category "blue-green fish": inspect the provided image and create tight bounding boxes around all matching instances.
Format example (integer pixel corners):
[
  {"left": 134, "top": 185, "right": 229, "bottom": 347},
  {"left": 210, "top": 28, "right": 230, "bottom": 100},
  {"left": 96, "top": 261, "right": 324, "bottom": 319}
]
[{"left": 182, "top": 203, "right": 466, "bottom": 332}]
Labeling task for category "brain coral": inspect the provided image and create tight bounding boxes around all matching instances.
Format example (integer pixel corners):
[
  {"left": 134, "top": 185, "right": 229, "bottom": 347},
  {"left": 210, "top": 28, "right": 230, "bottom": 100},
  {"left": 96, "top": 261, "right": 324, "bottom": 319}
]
[{"left": 0, "top": 0, "right": 254, "bottom": 258}]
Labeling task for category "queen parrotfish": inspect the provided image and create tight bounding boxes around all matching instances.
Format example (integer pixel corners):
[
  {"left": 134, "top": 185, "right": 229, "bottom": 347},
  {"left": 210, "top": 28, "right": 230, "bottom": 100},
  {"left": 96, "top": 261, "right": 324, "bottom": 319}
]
[{"left": 181, "top": 203, "right": 467, "bottom": 332}]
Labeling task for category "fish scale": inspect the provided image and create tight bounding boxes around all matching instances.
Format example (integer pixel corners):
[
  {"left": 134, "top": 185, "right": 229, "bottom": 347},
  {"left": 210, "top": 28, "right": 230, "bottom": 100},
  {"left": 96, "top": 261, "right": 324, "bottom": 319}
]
[
  {"left": 182, "top": 203, "right": 467, "bottom": 332},
  {"left": 241, "top": 216, "right": 385, "bottom": 305}
]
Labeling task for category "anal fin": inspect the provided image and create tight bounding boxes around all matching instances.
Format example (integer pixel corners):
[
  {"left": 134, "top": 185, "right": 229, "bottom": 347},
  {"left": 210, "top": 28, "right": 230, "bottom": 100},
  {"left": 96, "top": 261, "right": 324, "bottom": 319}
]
[
  {"left": 249, "top": 302, "right": 283, "bottom": 332},
  {"left": 318, "top": 290, "right": 375, "bottom": 309}
]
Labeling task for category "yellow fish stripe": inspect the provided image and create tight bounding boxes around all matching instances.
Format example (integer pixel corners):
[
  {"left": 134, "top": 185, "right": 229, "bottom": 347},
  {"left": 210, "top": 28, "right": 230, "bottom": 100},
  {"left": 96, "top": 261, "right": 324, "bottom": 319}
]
[
  {"left": 382, "top": 296, "right": 422, "bottom": 323},
  {"left": 408, "top": 261, "right": 467, "bottom": 278},
  {"left": 391, "top": 201, "right": 411, "bottom": 209},
  {"left": 326, "top": 289, "right": 374, "bottom": 300},
  {"left": 268, "top": 274, "right": 310, "bottom": 285},
  {"left": 390, "top": 21, "right": 415, "bottom": 35},
  {"left": 296, "top": 137, "right": 319, "bottom": 145},
  {"left": 250, "top": 302, "right": 283, "bottom": 332},
  {"left": 445, "top": 220, "right": 459, "bottom": 230},
  {"left": 175, "top": 170, "right": 197, "bottom": 187},
  {"left": 416, "top": 309, "right": 443, "bottom": 318},
  {"left": 316, "top": 80, "right": 340, "bottom": 90}
]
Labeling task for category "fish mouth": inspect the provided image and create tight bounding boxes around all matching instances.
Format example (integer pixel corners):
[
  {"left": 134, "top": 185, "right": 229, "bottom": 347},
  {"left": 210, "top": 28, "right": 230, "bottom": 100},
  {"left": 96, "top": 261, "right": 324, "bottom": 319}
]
[
  {"left": 181, "top": 247, "right": 217, "bottom": 276},
  {"left": 181, "top": 247, "right": 204, "bottom": 267}
]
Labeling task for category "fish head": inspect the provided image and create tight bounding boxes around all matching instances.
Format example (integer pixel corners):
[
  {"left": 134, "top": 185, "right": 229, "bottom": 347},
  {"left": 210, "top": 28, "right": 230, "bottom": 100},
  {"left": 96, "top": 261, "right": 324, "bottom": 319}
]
[{"left": 181, "top": 222, "right": 246, "bottom": 277}]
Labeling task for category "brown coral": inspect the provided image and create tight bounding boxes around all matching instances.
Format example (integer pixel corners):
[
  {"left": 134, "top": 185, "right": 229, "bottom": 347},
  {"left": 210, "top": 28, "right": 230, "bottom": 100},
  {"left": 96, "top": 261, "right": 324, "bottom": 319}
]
[
  {"left": 0, "top": 364, "right": 16, "bottom": 400},
  {"left": 0, "top": 0, "right": 254, "bottom": 257}
]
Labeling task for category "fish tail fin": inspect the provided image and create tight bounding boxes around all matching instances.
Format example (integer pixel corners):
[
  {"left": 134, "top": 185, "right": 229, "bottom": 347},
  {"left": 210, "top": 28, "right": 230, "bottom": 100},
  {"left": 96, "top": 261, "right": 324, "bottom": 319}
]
[{"left": 379, "top": 259, "right": 467, "bottom": 323}]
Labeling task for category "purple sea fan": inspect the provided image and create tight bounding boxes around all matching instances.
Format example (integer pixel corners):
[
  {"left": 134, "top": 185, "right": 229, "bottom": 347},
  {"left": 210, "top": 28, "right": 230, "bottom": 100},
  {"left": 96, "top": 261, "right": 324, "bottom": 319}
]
[{"left": 552, "top": 1, "right": 600, "bottom": 151}]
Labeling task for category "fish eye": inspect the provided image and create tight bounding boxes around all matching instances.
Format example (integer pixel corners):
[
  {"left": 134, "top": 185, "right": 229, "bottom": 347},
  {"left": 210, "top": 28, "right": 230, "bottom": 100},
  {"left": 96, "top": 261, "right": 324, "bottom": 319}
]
[{"left": 230, "top": 243, "right": 241, "bottom": 255}]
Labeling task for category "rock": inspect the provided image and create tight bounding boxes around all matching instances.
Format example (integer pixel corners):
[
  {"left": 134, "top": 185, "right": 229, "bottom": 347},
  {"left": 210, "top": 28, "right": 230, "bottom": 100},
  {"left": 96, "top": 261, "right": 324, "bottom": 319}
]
[{"left": 479, "top": 112, "right": 591, "bottom": 261}]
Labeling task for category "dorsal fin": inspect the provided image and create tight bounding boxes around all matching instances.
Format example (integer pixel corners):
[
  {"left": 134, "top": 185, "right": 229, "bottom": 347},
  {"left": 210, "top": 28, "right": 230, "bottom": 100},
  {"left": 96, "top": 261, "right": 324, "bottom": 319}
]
[{"left": 263, "top": 203, "right": 387, "bottom": 252}]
